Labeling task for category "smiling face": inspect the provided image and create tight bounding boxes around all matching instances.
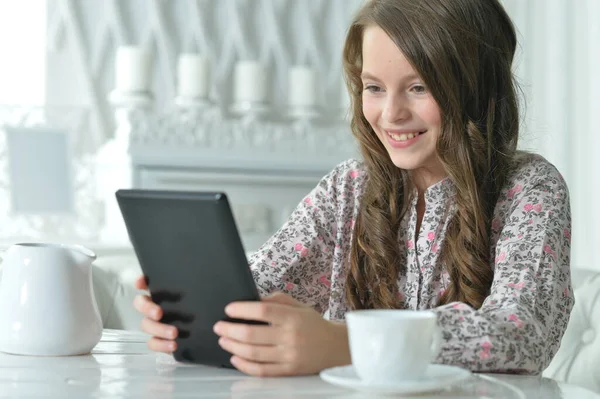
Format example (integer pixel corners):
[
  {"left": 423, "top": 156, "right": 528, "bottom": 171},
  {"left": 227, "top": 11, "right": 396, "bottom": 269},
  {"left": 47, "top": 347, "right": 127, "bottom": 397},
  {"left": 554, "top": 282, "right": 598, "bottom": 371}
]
[{"left": 361, "top": 25, "right": 447, "bottom": 189}]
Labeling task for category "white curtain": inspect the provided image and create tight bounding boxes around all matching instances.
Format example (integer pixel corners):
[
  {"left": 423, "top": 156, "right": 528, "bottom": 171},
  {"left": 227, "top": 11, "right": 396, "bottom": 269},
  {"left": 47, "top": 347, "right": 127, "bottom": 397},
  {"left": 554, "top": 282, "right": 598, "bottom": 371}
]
[{"left": 501, "top": 0, "right": 600, "bottom": 271}]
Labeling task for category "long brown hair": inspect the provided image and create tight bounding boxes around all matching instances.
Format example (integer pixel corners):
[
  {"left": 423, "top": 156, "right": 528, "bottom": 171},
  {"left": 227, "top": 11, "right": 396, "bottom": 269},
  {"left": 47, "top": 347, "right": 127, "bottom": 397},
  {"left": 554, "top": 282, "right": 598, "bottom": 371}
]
[{"left": 343, "top": 0, "right": 520, "bottom": 310}]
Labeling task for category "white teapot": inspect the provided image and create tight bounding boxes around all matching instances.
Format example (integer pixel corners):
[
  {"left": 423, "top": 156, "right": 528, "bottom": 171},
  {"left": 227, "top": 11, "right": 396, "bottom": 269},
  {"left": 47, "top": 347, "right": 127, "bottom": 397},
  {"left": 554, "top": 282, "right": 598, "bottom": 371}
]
[{"left": 0, "top": 243, "right": 103, "bottom": 356}]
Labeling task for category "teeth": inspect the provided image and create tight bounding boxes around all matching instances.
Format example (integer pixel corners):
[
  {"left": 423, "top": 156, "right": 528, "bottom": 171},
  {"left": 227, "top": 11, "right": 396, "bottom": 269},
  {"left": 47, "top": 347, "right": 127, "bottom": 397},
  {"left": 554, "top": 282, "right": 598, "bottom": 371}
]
[{"left": 389, "top": 132, "right": 418, "bottom": 141}]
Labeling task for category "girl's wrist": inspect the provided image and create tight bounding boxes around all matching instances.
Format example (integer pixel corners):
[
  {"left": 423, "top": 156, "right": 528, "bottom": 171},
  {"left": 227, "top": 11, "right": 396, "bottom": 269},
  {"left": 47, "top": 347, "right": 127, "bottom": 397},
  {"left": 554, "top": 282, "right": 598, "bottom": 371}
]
[{"left": 326, "top": 321, "right": 352, "bottom": 369}]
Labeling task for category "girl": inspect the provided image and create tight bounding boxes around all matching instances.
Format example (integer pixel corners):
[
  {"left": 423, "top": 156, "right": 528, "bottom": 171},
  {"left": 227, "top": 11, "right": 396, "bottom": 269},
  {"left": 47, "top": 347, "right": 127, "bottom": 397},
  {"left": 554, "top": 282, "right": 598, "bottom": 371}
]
[{"left": 134, "top": 0, "right": 573, "bottom": 377}]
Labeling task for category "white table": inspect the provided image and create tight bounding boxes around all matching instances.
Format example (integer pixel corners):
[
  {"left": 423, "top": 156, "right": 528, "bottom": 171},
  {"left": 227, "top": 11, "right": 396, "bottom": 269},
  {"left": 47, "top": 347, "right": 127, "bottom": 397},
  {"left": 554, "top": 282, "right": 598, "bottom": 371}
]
[{"left": 1, "top": 329, "right": 598, "bottom": 398}]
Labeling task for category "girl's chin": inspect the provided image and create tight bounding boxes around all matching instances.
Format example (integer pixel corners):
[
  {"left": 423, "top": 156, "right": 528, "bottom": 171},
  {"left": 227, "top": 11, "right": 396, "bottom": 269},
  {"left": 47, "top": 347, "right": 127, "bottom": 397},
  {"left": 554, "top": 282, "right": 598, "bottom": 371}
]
[{"left": 387, "top": 153, "right": 433, "bottom": 171}]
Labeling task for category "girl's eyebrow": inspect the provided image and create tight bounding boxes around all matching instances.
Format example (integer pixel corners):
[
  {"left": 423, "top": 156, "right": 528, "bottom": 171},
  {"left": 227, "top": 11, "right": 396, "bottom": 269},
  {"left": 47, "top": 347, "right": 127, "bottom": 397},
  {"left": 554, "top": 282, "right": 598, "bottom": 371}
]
[
  {"left": 360, "top": 71, "right": 420, "bottom": 82},
  {"left": 360, "top": 71, "right": 380, "bottom": 81}
]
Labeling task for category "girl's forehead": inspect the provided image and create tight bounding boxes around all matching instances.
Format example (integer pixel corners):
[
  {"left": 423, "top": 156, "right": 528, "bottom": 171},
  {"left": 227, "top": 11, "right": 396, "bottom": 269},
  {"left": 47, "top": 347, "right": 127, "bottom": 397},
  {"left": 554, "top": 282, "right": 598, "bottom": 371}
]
[{"left": 361, "top": 26, "right": 419, "bottom": 81}]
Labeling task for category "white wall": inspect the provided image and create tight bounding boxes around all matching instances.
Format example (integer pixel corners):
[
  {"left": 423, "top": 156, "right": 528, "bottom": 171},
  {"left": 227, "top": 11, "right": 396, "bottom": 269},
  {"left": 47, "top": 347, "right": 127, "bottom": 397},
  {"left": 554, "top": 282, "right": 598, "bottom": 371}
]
[
  {"left": 501, "top": 0, "right": 600, "bottom": 270},
  {"left": 0, "top": 1, "right": 47, "bottom": 105}
]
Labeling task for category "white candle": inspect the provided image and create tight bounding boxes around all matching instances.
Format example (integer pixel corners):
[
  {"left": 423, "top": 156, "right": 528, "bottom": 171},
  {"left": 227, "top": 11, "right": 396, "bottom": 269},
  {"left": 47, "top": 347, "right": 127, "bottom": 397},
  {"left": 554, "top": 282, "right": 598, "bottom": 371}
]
[
  {"left": 234, "top": 61, "right": 267, "bottom": 103},
  {"left": 115, "top": 46, "right": 151, "bottom": 92},
  {"left": 289, "top": 66, "right": 316, "bottom": 108},
  {"left": 177, "top": 54, "right": 210, "bottom": 98}
]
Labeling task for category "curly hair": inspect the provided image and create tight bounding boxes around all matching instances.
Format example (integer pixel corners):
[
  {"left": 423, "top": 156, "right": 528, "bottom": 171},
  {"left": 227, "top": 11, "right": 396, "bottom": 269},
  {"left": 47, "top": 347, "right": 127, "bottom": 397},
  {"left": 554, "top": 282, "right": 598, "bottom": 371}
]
[{"left": 343, "top": 0, "right": 520, "bottom": 310}]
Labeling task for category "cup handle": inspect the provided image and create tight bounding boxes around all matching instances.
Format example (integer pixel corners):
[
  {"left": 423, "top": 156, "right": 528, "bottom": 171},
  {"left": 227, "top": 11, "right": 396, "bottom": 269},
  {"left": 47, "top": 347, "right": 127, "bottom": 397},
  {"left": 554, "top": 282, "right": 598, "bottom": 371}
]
[{"left": 430, "top": 324, "right": 443, "bottom": 360}]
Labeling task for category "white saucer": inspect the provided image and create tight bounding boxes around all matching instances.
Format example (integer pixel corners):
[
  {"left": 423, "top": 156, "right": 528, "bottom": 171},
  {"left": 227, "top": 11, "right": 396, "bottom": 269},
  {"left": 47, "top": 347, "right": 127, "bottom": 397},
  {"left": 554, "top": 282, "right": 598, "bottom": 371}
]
[{"left": 319, "top": 364, "right": 472, "bottom": 395}]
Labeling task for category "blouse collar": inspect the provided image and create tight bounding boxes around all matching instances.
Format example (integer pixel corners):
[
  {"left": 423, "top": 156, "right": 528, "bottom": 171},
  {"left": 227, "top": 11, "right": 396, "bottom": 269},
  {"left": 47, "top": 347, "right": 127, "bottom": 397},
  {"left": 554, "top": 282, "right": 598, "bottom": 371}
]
[{"left": 409, "top": 176, "right": 456, "bottom": 204}]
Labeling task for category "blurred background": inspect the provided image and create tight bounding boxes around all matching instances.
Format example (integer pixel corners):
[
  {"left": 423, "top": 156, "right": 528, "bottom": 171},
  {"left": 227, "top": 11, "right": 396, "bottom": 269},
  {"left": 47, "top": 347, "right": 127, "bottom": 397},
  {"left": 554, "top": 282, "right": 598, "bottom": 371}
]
[{"left": 0, "top": 0, "right": 598, "bottom": 271}]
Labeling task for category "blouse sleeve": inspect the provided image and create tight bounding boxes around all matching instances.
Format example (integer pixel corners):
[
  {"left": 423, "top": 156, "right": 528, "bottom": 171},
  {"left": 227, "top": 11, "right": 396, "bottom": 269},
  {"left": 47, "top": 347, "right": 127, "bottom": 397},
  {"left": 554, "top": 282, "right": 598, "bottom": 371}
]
[
  {"left": 432, "top": 166, "right": 574, "bottom": 374},
  {"left": 247, "top": 161, "right": 353, "bottom": 315}
]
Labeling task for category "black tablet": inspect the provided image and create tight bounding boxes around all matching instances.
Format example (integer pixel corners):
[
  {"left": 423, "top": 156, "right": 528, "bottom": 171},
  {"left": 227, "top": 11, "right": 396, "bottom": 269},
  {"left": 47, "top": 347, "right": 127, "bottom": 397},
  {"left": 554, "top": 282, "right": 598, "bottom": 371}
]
[{"left": 115, "top": 189, "right": 264, "bottom": 368}]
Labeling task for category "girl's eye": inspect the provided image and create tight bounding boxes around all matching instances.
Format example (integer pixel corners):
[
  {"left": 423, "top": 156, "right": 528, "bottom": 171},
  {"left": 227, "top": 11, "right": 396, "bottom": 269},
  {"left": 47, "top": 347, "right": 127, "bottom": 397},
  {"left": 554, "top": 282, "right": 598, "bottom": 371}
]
[
  {"left": 411, "top": 85, "right": 427, "bottom": 94},
  {"left": 364, "top": 85, "right": 382, "bottom": 93}
]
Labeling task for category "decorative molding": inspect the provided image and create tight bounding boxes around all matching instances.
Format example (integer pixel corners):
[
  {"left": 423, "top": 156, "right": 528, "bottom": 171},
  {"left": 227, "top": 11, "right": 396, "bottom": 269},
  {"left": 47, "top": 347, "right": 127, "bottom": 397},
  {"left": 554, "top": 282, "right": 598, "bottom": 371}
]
[{"left": 125, "top": 108, "right": 357, "bottom": 157}]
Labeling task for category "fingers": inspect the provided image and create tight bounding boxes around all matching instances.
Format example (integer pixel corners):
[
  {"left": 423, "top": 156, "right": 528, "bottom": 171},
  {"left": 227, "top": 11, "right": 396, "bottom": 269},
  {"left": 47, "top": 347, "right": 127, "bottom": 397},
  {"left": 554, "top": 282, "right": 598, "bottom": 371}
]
[
  {"left": 218, "top": 337, "right": 281, "bottom": 364},
  {"left": 214, "top": 321, "right": 282, "bottom": 345},
  {"left": 141, "top": 317, "right": 178, "bottom": 340},
  {"left": 134, "top": 275, "right": 148, "bottom": 290},
  {"left": 133, "top": 294, "right": 162, "bottom": 321},
  {"left": 147, "top": 336, "right": 177, "bottom": 353},
  {"left": 229, "top": 356, "right": 297, "bottom": 377},
  {"left": 225, "top": 301, "right": 298, "bottom": 325}
]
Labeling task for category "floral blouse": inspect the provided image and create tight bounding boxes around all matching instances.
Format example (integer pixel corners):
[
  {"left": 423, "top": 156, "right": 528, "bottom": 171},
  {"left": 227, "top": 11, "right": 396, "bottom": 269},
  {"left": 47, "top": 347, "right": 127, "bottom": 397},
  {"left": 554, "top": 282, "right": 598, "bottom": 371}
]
[{"left": 248, "top": 153, "right": 573, "bottom": 374}]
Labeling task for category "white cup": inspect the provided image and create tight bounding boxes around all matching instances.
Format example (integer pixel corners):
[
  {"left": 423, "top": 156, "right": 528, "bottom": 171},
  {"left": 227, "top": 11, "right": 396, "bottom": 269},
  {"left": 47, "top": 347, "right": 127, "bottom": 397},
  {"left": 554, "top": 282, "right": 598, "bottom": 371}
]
[{"left": 346, "top": 309, "right": 442, "bottom": 384}]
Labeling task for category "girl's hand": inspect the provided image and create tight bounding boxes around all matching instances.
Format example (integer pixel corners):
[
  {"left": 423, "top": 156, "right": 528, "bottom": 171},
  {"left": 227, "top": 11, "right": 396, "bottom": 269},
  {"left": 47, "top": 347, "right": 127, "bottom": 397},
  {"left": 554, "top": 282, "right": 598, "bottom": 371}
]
[
  {"left": 132, "top": 275, "right": 179, "bottom": 353},
  {"left": 213, "top": 292, "right": 351, "bottom": 377}
]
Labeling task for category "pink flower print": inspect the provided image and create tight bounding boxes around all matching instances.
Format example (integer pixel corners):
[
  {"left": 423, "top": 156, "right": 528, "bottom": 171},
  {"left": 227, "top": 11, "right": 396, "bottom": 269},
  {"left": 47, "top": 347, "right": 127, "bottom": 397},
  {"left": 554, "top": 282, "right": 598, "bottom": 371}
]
[
  {"left": 427, "top": 232, "right": 435, "bottom": 241},
  {"left": 349, "top": 170, "right": 360, "bottom": 179},
  {"left": 284, "top": 282, "right": 295, "bottom": 291},
  {"left": 294, "top": 243, "right": 303, "bottom": 251},
  {"left": 300, "top": 248, "right": 309, "bottom": 257},
  {"left": 564, "top": 287, "right": 569, "bottom": 296},
  {"left": 271, "top": 261, "right": 277, "bottom": 267},
  {"left": 452, "top": 303, "right": 464, "bottom": 309},
  {"left": 564, "top": 228, "right": 571, "bottom": 240},
  {"left": 481, "top": 341, "right": 493, "bottom": 350},
  {"left": 508, "top": 281, "right": 525, "bottom": 290},
  {"left": 318, "top": 274, "right": 331, "bottom": 287},
  {"left": 508, "top": 184, "right": 523, "bottom": 198},
  {"left": 351, "top": 219, "right": 356, "bottom": 229},
  {"left": 543, "top": 245, "right": 557, "bottom": 259},
  {"left": 528, "top": 219, "right": 533, "bottom": 225},
  {"left": 533, "top": 204, "right": 542, "bottom": 213},
  {"left": 432, "top": 243, "right": 439, "bottom": 253},
  {"left": 303, "top": 197, "right": 313, "bottom": 206},
  {"left": 517, "top": 234, "right": 523, "bottom": 239},
  {"left": 479, "top": 351, "right": 491, "bottom": 360},
  {"left": 508, "top": 314, "right": 524, "bottom": 328},
  {"left": 495, "top": 252, "right": 507, "bottom": 262},
  {"left": 407, "top": 240, "right": 414, "bottom": 249},
  {"left": 524, "top": 203, "right": 534, "bottom": 212}
]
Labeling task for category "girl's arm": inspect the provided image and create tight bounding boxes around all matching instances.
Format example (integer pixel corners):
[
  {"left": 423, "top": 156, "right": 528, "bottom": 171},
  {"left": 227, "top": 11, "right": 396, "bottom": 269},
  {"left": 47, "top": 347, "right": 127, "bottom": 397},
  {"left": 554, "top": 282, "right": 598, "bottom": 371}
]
[
  {"left": 432, "top": 165, "right": 573, "bottom": 374},
  {"left": 248, "top": 160, "right": 359, "bottom": 315}
]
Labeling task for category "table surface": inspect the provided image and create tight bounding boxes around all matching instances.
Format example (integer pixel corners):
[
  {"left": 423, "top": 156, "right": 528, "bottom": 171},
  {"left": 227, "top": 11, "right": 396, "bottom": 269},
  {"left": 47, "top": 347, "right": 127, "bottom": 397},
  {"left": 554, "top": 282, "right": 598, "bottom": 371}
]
[{"left": 1, "top": 329, "right": 598, "bottom": 399}]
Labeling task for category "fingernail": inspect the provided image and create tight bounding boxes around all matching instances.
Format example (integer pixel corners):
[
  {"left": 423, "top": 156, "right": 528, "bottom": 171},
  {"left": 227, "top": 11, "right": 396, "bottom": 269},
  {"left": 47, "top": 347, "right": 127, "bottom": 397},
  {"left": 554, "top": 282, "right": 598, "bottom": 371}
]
[
  {"left": 213, "top": 323, "right": 221, "bottom": 334},
  {"left": 166, "top": 328, "right": 176, "bottom": 339},
  {"left": 169, "top": 342, "right": 176, "bottom": 351},
  {"left": 153, "top": 309, "right": 160, "bottom": 319}
]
